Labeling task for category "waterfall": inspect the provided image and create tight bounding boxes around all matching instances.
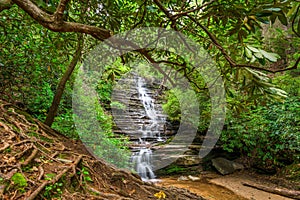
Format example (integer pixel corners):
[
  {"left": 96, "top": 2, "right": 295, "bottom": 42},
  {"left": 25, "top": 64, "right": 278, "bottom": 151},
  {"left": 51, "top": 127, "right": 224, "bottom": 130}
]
[
  {"left": 132, "top": 148, "right": 156, "bottom": 180},
  {"left": 132, "top": 77, "right": 166, "bottom": 181}
]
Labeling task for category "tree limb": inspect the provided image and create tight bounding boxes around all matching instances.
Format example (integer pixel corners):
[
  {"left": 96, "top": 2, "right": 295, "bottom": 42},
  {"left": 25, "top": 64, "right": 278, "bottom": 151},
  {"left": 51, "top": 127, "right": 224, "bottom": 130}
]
[
  {"left": 54, "top": 0, "right": 70, "bottom": 21},
  {"left": 187, "top": 14, "right": 299, "bottom": 73},
  {"left": 153, "top": 0, "right": 299, "bottom": 74},
  {"left": 172, "top": 0, "right": 216, "bottom": 19},
  {"left": 12, "top": 0, "right": 111, "bottom": 41}
]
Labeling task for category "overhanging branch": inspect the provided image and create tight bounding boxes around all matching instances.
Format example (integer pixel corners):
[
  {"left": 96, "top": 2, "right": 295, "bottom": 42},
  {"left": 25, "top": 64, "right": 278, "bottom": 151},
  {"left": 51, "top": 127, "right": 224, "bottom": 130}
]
[
  {"left": 54, "top": 0, "right": 70, "bottom": 21},
  {"left": 12, "top": 0, "right": 111, "bottom": 40},
  {"left": 153, "top": 0, "right": 299, "bottom": 74}
]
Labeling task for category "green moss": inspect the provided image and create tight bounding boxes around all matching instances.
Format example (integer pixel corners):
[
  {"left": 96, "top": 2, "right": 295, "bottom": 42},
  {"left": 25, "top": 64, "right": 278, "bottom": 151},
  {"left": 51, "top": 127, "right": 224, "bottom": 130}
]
[
  {"left": 27, "top": 131, "right": 53, "bottom": 143},
  {"left": 11, "top": 173, "right": 27, "bottom": 188},
  {"left": 157, "top": 164, "right": 187, "bottom": 175}
]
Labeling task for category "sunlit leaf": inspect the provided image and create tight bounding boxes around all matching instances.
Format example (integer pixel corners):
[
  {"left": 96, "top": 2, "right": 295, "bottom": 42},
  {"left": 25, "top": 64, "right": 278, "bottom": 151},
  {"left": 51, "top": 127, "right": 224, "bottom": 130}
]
[
  {"left": 246, "top": 45, "right": 260, "bottom": 53},
  {"left": 244, "top": 46, "right": 252, "bottom": 59},
  {"left": 264, "top": 8, "right": 281, "bottom": 12},
  {"left": 254, "top": 52, "right": 263, "bottom": 59},
  {"left": 259, "top": 49, "right": 280, "bottom": 62}
]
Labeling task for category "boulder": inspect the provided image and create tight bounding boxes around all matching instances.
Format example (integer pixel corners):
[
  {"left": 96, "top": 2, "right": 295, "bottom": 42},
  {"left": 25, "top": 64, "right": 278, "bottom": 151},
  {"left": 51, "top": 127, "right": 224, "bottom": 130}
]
[{"left": 212, "top": 157, "right": 244, "bottom": 175}]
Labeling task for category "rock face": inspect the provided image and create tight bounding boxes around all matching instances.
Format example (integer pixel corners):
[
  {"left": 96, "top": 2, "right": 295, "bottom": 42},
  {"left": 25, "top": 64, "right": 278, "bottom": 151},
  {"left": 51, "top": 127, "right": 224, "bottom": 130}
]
[
  {"left": 111, "top": 73, "right": 173, "bottom": 141},
  {"left": 212, "top": 157, "right": 244, "bottom": 175}
]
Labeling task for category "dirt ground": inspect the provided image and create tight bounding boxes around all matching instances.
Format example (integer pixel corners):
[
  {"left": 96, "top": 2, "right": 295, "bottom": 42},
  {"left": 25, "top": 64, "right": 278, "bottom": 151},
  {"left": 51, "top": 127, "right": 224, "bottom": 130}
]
[
  {"left": 156, "top": 171, "right": 299, "bottom": 200},
  {"left": 156, "top": 176, "right": 247, "bottom": 200}
]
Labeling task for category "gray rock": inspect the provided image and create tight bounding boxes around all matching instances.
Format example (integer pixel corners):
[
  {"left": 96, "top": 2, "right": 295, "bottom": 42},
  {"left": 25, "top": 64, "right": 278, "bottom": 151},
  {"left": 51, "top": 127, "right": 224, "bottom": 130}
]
[{"left": 212, "top": 157, "right": 244, "bottom": 175}]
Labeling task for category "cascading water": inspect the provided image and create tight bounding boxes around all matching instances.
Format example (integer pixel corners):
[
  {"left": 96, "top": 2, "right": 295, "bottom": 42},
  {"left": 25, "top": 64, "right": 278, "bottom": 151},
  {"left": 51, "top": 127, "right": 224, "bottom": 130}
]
[{"left": 131, "top": 77, "right": 166, "bottom": 181}]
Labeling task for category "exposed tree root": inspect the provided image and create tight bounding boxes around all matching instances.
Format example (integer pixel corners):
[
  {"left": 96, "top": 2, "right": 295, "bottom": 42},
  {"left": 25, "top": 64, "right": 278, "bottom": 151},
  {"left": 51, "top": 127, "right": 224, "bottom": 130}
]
[{"left": 0, "top": 99, "right": 205, "bottom": 199}]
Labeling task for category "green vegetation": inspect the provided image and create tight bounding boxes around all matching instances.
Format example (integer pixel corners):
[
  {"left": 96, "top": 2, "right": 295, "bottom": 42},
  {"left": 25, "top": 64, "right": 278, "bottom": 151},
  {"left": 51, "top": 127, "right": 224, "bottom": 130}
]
[
  {"left": 221, "top": 96, "right": 300, "bottom": 168},
  {"left": 0, "top": 0, "right": 299, "bottom": 181},
  {"left": 10, "top": 173, "right": 27, "bottom": 193},
  {"left": 164, "top": 165, "right": 188, "bottom": 175}
]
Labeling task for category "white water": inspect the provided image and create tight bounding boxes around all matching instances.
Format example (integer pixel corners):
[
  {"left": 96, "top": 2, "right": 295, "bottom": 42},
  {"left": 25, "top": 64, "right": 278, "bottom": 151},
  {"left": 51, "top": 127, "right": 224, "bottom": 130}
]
[
  {"left": 132, "top": 77, "right": 166, "bottom": 180},
  {"left": 132, "top": 148, "right": 156, "bottom": 180}
]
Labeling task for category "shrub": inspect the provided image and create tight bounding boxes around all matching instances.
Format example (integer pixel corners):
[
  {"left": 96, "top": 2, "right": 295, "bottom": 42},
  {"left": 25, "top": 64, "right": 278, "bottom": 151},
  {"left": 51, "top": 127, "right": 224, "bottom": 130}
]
[{"left": 221, "top": 96, "right": 300, "bottom": 170}]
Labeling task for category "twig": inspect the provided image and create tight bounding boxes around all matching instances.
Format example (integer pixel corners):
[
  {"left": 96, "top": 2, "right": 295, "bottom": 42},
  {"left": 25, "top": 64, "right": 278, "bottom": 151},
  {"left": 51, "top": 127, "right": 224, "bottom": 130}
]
[
  {"left": 187, "top": 14, "right": 300, "bottom": 73},
  {"left": 172, "top": 0, "right": 216, "bottom": 19}
]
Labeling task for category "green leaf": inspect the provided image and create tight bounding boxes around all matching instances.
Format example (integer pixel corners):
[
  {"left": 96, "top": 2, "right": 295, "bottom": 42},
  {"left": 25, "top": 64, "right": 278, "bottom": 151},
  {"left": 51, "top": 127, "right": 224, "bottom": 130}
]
[
  {"left": 258, "top": 58, "right": 266, "bottom": 65},
  {"left": 254, "top": 52, "right": 263, "bottom": 59},
  {"left": 11, "top": 173, "right": 27, "bottom": 187},
  {"left": 264, "top": 8, "right": 281, "bottom": 12},
  {"left": 278, "top": 12, "right": 288, "bottom": 26},
  {"left": 246, "top": 45, "right": 260, "bottom": 53},
  {"left": 244, "top": 46, "right": 252, "bottom": 59},
  {"left": 256, "top": 12, "right": 273, "bottom": 17},
  {"left": 259, "top": 49, "right": 280, "bottom": 62},
  {"left": 257, "top": 17, "right": 270, "bottom": 24}
]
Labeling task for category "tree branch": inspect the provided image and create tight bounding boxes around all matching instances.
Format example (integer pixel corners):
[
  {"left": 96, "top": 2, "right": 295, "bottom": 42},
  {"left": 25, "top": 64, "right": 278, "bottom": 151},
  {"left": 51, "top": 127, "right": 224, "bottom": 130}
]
[
  {"left": 187, "top": 14, "right": 299, "bottom": 73},
  {"left": 54, "top": 0, "right": 70, "bottom": 21},
  {"left": 172, "top": 0, "right": 216, "bottom": 19},
  {"left": 12, "top": 0, "right": 111, "bottom": 41},
  {"left": 291, "top": 4, "right": 300, "bottom": 37},
  {"left": 152, "top": 0, "right": 299, "bottom": 74},
  {"left": 153, "top": 0, "right": 173, "bottom": 19}
]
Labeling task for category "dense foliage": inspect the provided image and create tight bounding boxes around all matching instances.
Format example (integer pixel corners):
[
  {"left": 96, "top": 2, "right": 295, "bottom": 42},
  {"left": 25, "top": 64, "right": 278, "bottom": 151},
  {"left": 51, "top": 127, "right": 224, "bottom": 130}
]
[{"left": 0, "top": 0, "right": 299, "bottom": 172}]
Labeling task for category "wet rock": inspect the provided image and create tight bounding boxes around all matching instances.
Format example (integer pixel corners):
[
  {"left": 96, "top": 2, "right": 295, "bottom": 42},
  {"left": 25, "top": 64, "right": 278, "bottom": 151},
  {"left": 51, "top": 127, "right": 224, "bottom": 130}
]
[{"left": 212, "top": 157, "right": 244, "bottom": 175}]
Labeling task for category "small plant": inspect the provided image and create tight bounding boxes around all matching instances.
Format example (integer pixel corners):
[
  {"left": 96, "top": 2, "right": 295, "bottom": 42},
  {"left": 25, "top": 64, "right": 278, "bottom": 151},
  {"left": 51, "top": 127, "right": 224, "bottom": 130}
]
[
  {"left": 43, "top": 182, "right": 63, "bottom": 199},
  {"left": 80, "top": 167, "right": 93, "bottom": 182},
  {"left": 10, "top": 172, "right": 27, "bottom": 193},
  {"left": 110, "top": 101, "right": 126, "bottom": 110},
  {"left": 164, "top": 165, "right": 187, "bottom": 175}
]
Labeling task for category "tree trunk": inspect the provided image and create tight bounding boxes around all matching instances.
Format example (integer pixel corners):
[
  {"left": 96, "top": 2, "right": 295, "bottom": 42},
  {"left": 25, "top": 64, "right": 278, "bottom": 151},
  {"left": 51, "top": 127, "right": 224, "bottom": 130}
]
[
  {"left": 242, "top": 182, "right": 300, "bottom": 199},
  {"left": 44, "top": 34, "right": 83, "bottom": 126}
]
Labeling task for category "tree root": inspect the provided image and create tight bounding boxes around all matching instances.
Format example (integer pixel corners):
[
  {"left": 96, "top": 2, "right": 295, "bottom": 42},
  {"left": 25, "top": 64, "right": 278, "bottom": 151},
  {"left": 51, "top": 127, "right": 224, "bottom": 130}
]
[
  {"left": 26, "top": 155, "right": 83, "bottom": 200},
  {"left": 0, "top": 141, "right": 10, "bottom": 153},
  {"left": 0, "top": 99, "right": 205, "bottom": 200},
  {"left": 21, "top": 148, "right": 38, "bottom": 166}
]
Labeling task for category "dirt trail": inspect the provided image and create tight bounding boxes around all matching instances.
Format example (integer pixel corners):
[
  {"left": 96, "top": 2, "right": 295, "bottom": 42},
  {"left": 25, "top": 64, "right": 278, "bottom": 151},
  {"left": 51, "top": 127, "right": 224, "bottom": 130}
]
[
  {"left": 156, "top": 172, "right": 296, "bottom": 200},
  {"left": 210, "top": 173, "right": 294, "bottom": 200}
]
